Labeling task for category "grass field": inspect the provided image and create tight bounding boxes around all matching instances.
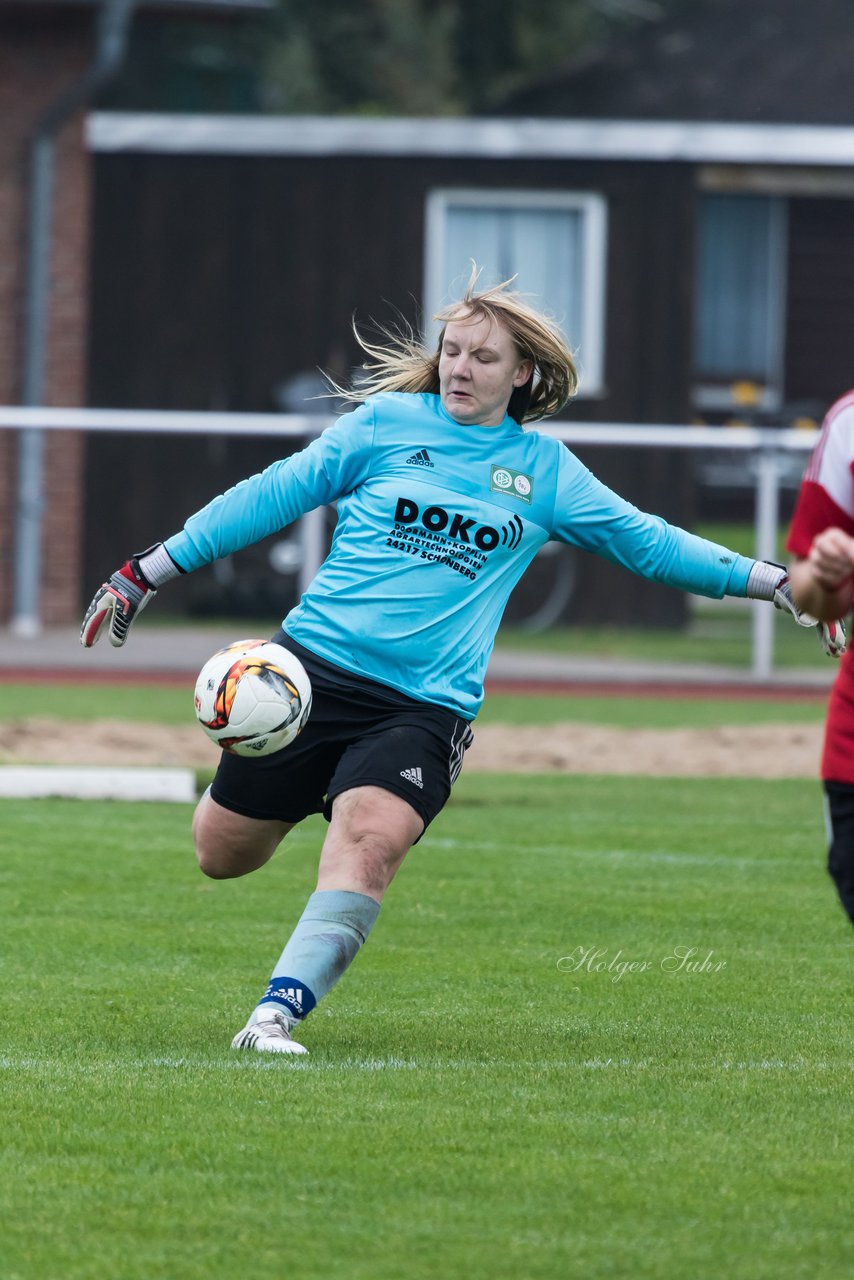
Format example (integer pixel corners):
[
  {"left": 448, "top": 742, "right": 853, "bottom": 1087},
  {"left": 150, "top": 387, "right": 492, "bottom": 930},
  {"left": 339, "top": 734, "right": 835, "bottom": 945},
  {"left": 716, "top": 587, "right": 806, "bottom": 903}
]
[
  {"left": 0, "top": 679, "right": 829, "bottom": 730},
  {"left": 496, "top": 601, "right": 835, "bottom": 670},
  {"left": 1, "top": 670, "right": 852, "bottom": 1279}
]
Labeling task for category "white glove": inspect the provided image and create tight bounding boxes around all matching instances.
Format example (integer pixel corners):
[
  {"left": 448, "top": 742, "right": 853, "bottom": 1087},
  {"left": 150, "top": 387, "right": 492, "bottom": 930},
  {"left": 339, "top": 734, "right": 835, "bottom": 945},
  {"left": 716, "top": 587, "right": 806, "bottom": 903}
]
[
  {"left": 80, "top": 543, "right": 180, "bottom": 649},
  {"left": 773, "top": 576, "right": 848, "bottom": 658},
  {"left": 80, "top": 556, "right": 156, "bottom": 648}
]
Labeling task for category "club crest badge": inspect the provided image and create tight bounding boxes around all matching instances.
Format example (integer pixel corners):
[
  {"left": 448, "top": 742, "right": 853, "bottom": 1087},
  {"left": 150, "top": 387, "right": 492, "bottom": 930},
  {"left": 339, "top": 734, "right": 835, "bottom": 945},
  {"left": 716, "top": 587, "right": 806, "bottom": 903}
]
[{"left": 490, "top": 464, "right": 533, "bottom": 504}]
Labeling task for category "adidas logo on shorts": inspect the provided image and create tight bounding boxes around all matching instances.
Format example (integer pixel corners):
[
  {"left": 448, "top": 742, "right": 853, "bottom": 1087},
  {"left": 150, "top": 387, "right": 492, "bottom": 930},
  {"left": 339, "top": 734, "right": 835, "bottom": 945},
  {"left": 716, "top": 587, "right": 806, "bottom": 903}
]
[
  {"left": 400, "top": 766, "right": 424, "bottom": 789},
  {"left": 405, "top": 448, "right": 434, "bottom": 468}
]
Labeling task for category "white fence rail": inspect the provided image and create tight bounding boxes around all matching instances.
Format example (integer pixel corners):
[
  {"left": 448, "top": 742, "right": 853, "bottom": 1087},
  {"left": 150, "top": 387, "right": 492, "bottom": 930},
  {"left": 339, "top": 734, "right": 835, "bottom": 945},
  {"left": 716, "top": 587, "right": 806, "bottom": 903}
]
[{"left": 0, "top": 407, "right": 817, "bottom": 678}]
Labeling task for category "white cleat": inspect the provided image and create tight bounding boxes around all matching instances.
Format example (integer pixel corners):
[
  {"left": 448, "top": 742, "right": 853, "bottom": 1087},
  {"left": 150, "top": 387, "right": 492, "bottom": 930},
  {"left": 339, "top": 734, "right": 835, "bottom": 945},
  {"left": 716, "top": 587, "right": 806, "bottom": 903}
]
[{"left": 230, "top": 1011, "right": 309, "bottom": 1055}]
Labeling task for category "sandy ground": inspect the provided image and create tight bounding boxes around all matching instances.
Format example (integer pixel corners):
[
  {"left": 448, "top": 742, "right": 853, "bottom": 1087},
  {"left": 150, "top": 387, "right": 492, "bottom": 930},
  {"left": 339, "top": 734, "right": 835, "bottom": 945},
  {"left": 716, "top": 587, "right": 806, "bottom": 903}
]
[{"left": 0, "top": 717, "right": 824, "bottom": 779}]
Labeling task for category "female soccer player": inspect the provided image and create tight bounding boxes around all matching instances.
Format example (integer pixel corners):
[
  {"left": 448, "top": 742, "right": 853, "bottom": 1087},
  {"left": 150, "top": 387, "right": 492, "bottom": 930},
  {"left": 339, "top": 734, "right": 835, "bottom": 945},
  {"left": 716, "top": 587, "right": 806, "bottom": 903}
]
[
  {"left": 82, "top": 273, "right": 839, "bottom": 1052},
  {"left": 788, "top": 391, "right": 854, "bottom": 925}
]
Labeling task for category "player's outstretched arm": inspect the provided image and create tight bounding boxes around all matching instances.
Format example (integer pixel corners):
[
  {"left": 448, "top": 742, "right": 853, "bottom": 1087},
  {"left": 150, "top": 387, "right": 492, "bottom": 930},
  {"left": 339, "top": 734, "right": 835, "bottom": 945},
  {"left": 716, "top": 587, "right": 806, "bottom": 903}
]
[{"left": 80, "top": 543, "right": 181, "bottom": 648}]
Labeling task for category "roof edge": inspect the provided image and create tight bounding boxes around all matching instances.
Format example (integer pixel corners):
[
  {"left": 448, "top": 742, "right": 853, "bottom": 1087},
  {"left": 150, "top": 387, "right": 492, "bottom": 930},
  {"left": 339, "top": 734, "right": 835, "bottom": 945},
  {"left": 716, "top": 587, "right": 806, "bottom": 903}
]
[{"left": 88, "top": 112, "right": 854, "bottom": 167}]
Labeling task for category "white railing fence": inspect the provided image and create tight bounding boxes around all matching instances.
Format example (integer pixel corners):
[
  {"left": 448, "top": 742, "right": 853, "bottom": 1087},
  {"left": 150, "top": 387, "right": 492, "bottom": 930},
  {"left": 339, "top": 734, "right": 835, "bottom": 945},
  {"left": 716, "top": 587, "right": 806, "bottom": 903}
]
[{"left": 0, "top": 407, "right": 817, "bottom": 678}]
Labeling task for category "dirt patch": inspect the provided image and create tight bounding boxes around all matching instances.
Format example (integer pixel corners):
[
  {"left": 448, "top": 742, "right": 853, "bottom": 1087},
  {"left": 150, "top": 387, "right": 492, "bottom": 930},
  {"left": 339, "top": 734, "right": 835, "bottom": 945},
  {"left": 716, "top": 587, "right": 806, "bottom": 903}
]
[
  {"left": 0, "top": 717, "right": 823, "bottom": 779},
  {"left": 469, "top": 723, "right": 822, "bottom": 778}
]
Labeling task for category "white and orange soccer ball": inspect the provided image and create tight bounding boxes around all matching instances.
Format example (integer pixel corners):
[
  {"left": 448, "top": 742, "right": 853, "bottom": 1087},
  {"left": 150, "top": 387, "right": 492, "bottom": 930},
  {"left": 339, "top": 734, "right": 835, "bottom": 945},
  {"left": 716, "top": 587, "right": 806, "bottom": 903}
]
[{"left": 194, "top": 638, "right": 312, "bottom": 756}]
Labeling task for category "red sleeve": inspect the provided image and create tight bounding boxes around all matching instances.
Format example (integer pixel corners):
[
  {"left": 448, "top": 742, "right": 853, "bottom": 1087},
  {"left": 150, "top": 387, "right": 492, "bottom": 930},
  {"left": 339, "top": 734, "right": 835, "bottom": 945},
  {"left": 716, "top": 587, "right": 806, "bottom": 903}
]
[{"left": 787, "top": 479, "right": 854, "bottom": 557}]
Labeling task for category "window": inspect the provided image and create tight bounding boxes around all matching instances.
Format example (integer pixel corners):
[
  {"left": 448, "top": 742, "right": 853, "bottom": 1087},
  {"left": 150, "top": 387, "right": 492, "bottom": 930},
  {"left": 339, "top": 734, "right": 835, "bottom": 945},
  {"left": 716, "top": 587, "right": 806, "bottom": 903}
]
[
  {"left": 693, "top": 194, "right": 787, "bottom": 409},
  {"left": 424, "top": 189, "right": 608, "bottom": 398}
]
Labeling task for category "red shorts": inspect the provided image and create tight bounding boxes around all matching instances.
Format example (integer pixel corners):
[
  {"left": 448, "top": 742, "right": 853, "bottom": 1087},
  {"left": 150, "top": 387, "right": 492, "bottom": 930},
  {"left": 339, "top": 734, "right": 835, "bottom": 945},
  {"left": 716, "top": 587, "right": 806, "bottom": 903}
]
[{"left": 822, "top": 651, "right": 854, "bottom": 785}]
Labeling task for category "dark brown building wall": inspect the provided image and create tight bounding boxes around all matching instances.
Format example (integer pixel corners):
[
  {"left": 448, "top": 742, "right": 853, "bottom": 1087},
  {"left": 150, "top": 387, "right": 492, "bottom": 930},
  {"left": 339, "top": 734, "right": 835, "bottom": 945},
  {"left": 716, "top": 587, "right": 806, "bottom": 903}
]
[
  {"left": 89, "top": 152, "right": 696, "bottom": 423},
  {"left": 0, "top": 12, "right": 92, "bottom": 624},
  {"left": 86, "top": 150, "right": 697, "bottom": 625},
  {"left": 784, "top": 196, "right": 854, "bottom": 412}
]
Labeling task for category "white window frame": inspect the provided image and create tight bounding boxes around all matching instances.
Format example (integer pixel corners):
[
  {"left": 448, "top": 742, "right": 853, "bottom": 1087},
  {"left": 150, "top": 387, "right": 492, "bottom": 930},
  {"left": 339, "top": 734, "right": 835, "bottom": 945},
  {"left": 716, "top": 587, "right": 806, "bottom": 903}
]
[{"left": 423, "top": 187, "right": 608, "bottom": 398}]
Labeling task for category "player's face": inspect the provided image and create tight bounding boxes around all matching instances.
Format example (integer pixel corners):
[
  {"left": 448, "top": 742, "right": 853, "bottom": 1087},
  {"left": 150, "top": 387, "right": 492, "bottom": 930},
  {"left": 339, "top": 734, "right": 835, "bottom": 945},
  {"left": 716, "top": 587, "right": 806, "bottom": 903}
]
[{"left": 439, "top": 314, "right": 533, "bottom": 427}]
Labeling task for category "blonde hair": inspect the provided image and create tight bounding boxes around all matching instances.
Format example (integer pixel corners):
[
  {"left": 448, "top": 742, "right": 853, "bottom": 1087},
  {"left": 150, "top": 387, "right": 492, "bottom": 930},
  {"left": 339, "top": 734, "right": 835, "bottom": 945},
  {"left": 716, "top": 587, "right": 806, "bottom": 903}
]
[{"left": 331, "top": 267, "right": 578, "bottom": 424}]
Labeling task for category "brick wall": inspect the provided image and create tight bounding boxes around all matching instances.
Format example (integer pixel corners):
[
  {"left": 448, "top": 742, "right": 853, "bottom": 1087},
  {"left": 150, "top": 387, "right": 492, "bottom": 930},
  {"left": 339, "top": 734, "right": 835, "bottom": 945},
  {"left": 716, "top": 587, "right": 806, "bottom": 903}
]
[{"left": 0, "top": 12, "right": 94, "bottom": 625}]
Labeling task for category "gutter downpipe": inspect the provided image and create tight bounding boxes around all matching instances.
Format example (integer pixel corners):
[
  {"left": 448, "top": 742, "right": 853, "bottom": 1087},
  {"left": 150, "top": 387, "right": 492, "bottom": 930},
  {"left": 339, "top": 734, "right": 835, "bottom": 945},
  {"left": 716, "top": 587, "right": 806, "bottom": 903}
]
[{"left": 11, "top": 0, "right": 138, "bottom": 635}]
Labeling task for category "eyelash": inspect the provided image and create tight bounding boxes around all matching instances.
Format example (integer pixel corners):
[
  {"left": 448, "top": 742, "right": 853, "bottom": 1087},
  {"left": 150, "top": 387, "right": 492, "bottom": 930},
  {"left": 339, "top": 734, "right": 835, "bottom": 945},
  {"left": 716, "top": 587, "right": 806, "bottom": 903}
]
[{"left": 444, "top": 349, "right": 492, "bottom": 362}]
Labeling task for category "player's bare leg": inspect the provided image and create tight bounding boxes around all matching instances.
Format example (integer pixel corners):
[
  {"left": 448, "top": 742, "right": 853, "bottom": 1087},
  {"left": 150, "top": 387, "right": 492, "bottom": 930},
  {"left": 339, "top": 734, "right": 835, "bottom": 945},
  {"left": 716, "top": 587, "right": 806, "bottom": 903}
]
[
  {"left": 231, "top": 785, "right": 423, "bottom": 1054},
  {"left": 316, "top": 785, "right": 424, "bottom": 900},
  {"left": 192, "top": 788, "right": 294, "bottom": 879}
]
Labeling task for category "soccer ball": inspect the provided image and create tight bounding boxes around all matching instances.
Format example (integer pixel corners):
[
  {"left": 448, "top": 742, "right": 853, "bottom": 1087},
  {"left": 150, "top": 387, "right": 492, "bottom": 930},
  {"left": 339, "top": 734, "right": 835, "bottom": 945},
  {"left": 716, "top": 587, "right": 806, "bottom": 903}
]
[{"left": 194, "top": 638, "right": 312, "bottom": 756}]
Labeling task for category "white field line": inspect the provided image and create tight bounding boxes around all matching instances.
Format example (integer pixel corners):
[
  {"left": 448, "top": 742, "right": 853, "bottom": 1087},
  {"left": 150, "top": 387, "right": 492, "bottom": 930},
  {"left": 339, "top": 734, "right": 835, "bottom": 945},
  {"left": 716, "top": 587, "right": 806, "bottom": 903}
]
[
  {"left": 424, "top": 837, "right": 797, "bottom": 870},
  {"left": 1, "top": 1056, "right": 851, "bottom": 1074}
]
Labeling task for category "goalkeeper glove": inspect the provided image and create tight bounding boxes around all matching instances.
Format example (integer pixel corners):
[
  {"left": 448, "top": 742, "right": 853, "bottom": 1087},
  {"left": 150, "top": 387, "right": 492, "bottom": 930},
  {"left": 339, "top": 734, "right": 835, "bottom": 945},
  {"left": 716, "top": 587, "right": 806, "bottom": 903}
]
[
  {"left": 748, "top": 561, "right": 849, "bottom": 659},
  {"left": 80, "top": 543, "right": 179, "bottom": 648},
  {"left": 818, "top": 618, "right": 848, "bottom": 658}
]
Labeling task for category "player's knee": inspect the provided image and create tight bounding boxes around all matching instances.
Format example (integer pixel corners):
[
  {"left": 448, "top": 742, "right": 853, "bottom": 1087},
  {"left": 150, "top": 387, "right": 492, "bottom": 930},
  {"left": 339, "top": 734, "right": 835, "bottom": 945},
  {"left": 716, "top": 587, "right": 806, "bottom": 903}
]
[
  {"left": 195, "top": 841, "right": 233, "bottom": 879},
  {"left": 192, "top": 817, "right": 233, "bottom": 877},
  {"left": 194, "top": 833, "right": 278, "bottom": 880},
  {"left": 192, "top": 807, "right": 286, "bottom": 879},
  {"left": 346, "top": 830, "right": 398, "bottom": 886},
  {"left": 335, "top": 786, "right": 423, "bottom": 847},
  {"left": 192, "top": 804, "right": 244, "bottom": 879},
  {"left": 331, "top": 812, "right": 416, "bottom": 893},
  {"left": 192, "top": 806, "right": 218, "bottom": 876}
]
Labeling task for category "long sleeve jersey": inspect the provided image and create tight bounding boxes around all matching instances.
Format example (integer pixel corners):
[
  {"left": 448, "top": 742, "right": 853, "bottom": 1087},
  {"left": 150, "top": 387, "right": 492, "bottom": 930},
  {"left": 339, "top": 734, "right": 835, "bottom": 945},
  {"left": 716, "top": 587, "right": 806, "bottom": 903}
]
[{"left": 165, "top": 392, "right": 754, "bottom": 719}]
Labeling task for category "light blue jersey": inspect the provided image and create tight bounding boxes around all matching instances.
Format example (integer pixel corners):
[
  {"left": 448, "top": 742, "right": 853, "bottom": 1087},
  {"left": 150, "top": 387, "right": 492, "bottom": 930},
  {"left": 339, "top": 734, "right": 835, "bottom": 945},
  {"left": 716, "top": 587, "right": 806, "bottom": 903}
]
[{"left": 165, "top": 392, "right": 753, "bottom": 718}]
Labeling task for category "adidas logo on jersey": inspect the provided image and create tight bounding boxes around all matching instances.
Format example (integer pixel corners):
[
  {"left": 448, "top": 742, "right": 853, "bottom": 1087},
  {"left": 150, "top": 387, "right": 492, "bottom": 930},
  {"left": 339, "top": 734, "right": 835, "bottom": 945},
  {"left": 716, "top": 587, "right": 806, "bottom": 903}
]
[
  {"left": 405, "top": 448, "right": 434, "bottom": 468},
  {"left": 400, "top": 766, "right": 424, "bottom": 789}
]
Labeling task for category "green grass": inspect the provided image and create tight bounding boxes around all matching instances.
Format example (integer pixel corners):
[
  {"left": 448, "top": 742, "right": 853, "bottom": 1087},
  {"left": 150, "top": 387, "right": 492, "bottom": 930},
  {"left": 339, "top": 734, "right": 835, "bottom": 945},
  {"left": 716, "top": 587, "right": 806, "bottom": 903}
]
[
  {"left": 1, "top": 776, "right": 852, "bottom": 1279},
  {"left": 0, "top": 678, "right": 827, "bottom": 730},
  {"left": 496, "top": 603, "right": 833, "bottom": 669},
  {"left": 2, "top": 680, "right": 196, "bottom": 726},
  {"left": 2, "top": 680, "right": 195, "bottom": 726},
  {"left": 475, "top": 689, "right": 827, "bottom": 728}
]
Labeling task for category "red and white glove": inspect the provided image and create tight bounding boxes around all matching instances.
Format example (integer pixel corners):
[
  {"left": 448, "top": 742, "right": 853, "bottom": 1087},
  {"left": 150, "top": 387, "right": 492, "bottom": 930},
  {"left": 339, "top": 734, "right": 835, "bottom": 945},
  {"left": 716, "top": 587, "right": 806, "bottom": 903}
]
[
  {"left": 767, "top": 568, "right": 848, "bottom": 659},
  {"left": 819, "top": 618, "right": 848, "bottom": 658},
  {"left": 80, "top": 543, "right": 179, "bottom": 648}
]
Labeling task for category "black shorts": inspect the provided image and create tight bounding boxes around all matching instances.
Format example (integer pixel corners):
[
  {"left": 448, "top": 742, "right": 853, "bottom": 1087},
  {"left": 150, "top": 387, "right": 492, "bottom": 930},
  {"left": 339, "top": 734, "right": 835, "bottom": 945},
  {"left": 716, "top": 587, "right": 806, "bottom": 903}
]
[
  {"left": 824, "top": 780, "right": 854, "bottom": 925},
  {"left": 209, "top": 632, "right": 474, "bottom": 831}
]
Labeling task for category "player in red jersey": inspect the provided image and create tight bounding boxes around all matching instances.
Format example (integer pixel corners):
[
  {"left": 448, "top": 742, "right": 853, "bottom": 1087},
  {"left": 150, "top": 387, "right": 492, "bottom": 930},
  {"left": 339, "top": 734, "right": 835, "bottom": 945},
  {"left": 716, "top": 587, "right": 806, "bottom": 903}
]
[{"left": 788, "top": 391, "right": 854, "bottom": 925}]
